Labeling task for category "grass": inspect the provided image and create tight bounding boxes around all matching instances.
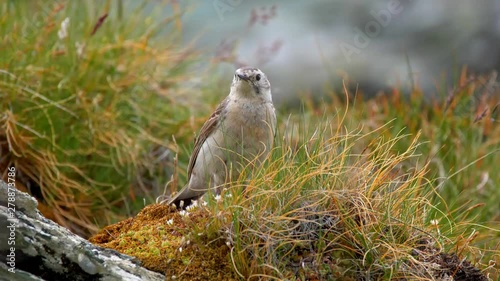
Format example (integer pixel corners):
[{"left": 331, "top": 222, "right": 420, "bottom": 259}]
[
  {"left": 207, "top": 94, "right": 498, "bottom": 279},
  {"left": 0, "top": 0, "right": 205, "bottom": 236},
  {"left": 91, "top": 104, "right": 497, "bottom": 279},
  {"left": 217, "top": 119, "right": 431, "bottom": 279},
  {"left": 2, "top": 1, "right": 499, "bottom": 279},
  {"left": 342, "top": 69, "right": 500, "bottom": 241}
]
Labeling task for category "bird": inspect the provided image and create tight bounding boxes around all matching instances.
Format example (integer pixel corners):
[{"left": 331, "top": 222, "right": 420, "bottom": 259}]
[{"left": 166, "top": 67, "right": 276, "bottom": 208}]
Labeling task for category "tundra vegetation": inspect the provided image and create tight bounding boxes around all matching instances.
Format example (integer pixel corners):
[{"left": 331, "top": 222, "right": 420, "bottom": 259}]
[{"left": 1, "top": 1, "right": 498, "bottom": 280}]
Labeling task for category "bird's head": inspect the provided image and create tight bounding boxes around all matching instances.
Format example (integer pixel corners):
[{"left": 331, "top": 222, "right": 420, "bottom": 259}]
[{"left": 231, "top": 67, "right": 271, "bottom": 101}]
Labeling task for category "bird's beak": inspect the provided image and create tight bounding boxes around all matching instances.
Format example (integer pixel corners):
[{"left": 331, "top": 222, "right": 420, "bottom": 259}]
[{"left": 237, "top": 73, "right": 250, "bottom": 81}]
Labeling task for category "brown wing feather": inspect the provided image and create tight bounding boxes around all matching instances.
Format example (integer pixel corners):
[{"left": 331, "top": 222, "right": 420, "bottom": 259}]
[{"left": 186, "top": 97, "right": 229, "bottom": 179}]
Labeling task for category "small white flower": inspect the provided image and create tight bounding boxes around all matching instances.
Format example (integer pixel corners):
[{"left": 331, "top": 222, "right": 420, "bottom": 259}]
[
  {"left": 225, "top": 193, "right": 232, "bottom": 198},
  {"left": 215, "top": 194, "right": 222, "bottom": 202},
  {"left": 75, "top": 42, "right": 85, "bottom": 57},
  {"left": 186, "top": 204, "right": 197, "bottom": 212},
  {"left": 58, "top": 17, "right": 70, "bottom": 39},
  {"left": 166, "top": 219, "right": 174, "bottom": 226},
  {"left": 178, "top": 247, "right": 183, "bottom": 253},
  {"left": 179, "top": 210, "right": 188, "bottom": 217},
  {"left": 226, "top": 241, "right": 231, "bottom": 247},
  {"left": 430, "top": 219, "right": 439, "bottom": 226}
]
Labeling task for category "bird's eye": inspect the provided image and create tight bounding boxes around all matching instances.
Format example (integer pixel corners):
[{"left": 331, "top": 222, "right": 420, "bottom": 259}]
[{"left": 256, "top": 74, "right": 261, "bottom": 81}]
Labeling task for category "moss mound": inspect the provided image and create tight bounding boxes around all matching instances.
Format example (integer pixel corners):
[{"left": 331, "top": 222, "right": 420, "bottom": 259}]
[{"left": 90, "top": 204, "right": 237, "bottom": 280}]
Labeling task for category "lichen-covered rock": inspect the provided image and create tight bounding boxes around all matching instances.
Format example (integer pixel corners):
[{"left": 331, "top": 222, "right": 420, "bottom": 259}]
[{"left": 0, "top": 180, "right": 164, "bottom": 281}]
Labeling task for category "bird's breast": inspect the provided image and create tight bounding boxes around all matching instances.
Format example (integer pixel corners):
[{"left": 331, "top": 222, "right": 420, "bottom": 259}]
[{"left": 221, "top": 98, "right": 275, "bottom": 155}]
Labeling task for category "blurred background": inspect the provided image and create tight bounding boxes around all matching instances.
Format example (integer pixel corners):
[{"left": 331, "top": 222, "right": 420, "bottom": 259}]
[{"left": 176, "top": 0, "right": 500, "bottom": 102}]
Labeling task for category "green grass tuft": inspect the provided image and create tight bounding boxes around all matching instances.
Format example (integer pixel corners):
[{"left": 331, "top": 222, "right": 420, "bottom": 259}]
[{"left": 0, "top": 1, "right": 200, "bottom": 236}]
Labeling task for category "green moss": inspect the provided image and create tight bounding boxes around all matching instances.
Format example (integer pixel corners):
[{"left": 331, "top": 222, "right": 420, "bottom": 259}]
[{"left": 89, "top": 204, "right": 237, "bottom": 280}]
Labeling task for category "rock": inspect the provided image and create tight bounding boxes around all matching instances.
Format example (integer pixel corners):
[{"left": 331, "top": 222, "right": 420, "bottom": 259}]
[{"left": 0, "top": 180, "right": 164, "bottom": 281}]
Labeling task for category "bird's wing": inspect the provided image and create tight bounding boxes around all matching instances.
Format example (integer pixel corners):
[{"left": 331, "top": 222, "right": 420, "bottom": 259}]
[
  {"left": 166, "top": 97, "right": 229, "bottom": 207},
  {"left": 186, "top": 97, "right": 229, "bottom": 179}
]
